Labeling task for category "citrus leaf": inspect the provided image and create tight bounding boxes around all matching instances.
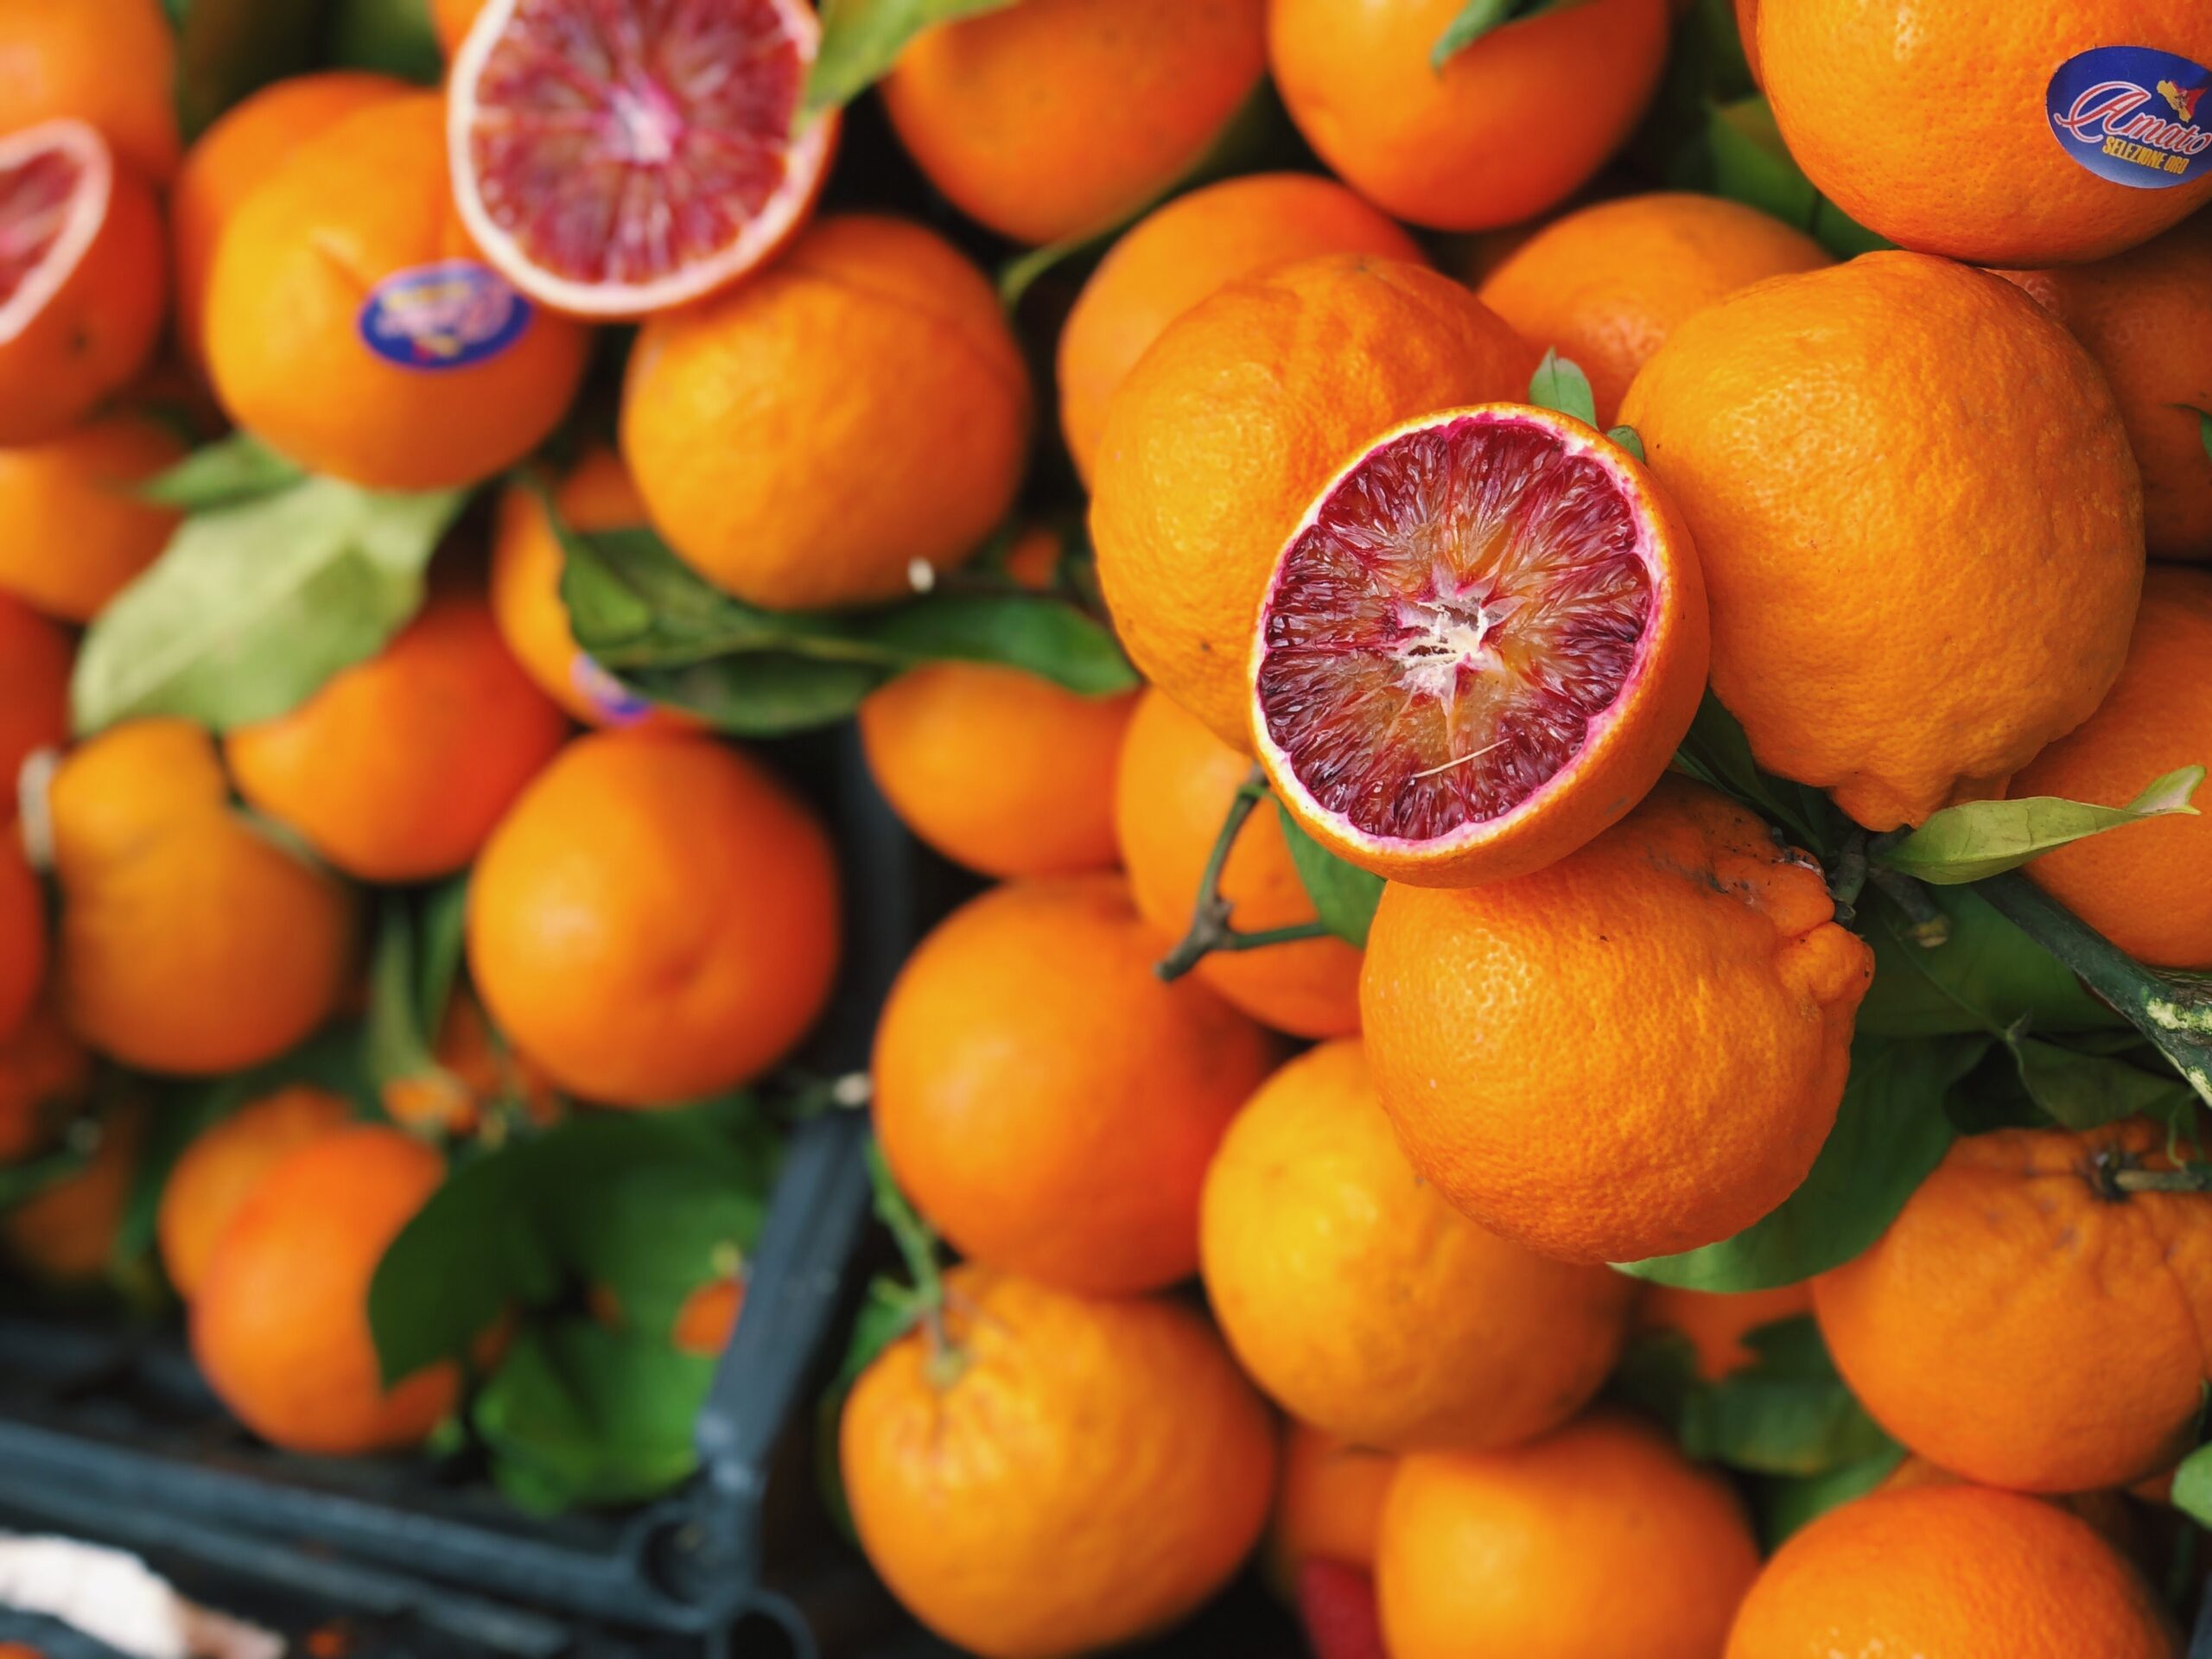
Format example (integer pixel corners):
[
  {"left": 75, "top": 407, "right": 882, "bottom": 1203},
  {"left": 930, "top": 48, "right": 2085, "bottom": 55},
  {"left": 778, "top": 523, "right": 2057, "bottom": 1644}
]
[
  {"left": 2172, "top": 1442, "right": 2212, "bottom": 1529},
  {"left": 70, "top": 478, "right": 464, "bottom": 735},
  {"left": 804, "top": 0, "right": 1020, "bottom": 117},
  {"left": 171, "top": 0, "right": 322, "bottom": 140},
  {"left": 327, "top": 0, "right": 446, "bottom": 82},
  {"left": 1858, "top": 884, "right": 2122, "bottom": 1039},
  {"left": 1432, "top": 0, "right": 1588, "bottom": 68},
  {"left": 1675, "top": 1318, "right": 1896, "bottom": 1477},
  {"left": 1668, "top": 694, "right": 1843, "bottom": 857},
  {"left": 1275, "top": 804, "right": 1385, "bottom": 947},
  {"left": 868, "top": 592, "right": 1137, "bottom": 696},
  {"left": 2176, "top": 404, "right": 2212, "bottom": 465},
  {"left": 368, "top": 1147, "right": 551, "bottom": 1386},
  {"left": 615, "top": 657, "right": 889, "bottom": 735},
  {"left": 1606, "top": 424, "right": 1646, "bottom": 461},
  {"left": 1875, "top": 766, "right": 2203, "bottom": 886},
  {"left": 1757, "top": 1445, "right": 1908, "bottom": 1548},
  {"left": 137, "top": 434, "right": 306, "bottom": 511},
  {"left": 1703, "top": 97, "right": 1891, "bottom": 259},
  {"left": 1528, "top": 348, "right": 1597, "bottom": 427},
  {"left": 416, "top": 874, "right": 470, "bottom": 1039},
  {"left": 2006, "top": 1033, "right": 2197, "bottom": 1133}
]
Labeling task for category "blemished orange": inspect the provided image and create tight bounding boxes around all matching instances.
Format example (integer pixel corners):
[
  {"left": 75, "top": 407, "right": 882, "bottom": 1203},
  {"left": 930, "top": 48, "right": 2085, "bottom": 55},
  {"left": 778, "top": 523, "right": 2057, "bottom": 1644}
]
[
  {"left": 0, "top": 0, "right": 179, "bottom": 180},
  {"left": 1, "top": 1100, "right": 143, "bottom": 1283},
  {"left": 1090, "top": 254, "right": 1537, "bottom": 747},
  {"left": 1620, "top": 252, "right": 2144, "bottom": 830},
  {"left": 1477, "top": 194, "right": 1832, "bottom": 425},
  {"left": 881, "top": 0, "right": 1266, "bottom": 246},
  {"left": 1268, "top": 0, "right": 1669, "bottom": 231},
  {"left": 0, "top": 592, "right": 69, "bottom": 788},
  {"left": 467, "top": 732, "right": 841, "bottom": 1108},
  {"left": 1758, "top": 0, "right": 2212, "bottom": 266},
  {"left": 0, "top": 835, "right": 39, "bottom": 1047},
  {"left": 156, "top": 1085, "right": 353, "bottom": 1300},
  {"left": 872, "top": 874, "right": 1277, "bottom": 1295},
  {"left": 226, "top": 594, "right": 569, "bottom": 883},
  {"left": 1115, "top": 688, "right": 1362, "bottom": 1039},
  {"left": 1058, "top": 171, "right": 1424, "bottom": 480},
  {"left": 2007, "top": 568, "right": 2212, "bottom": 968},
  {"left": 169, "top": 71, "right": 411, "bottom": 372},
  {"left": 1377, "top": 1414, "right": 1762, "bottom": 1659},
  {"left": 49, "top": 719, "right": 357, "bottom": 1077},
  {"left": 622, "top": 213, "right": 1028, "bottom": 611},
  {"left": 0, "top": 991, "right": 89, "bottom": 1165},
  {"left": 1361, "top": 776, "right": 1872, "bottom": 1264},
  {"left": 1997, "top": 213, "right": 2212, "bottom": 562},
  {"left": 1813, "top": 1117, "right": 2212, "bottom": 1494},
  {"left": 204, "top": 94, "right": 591, "bottom": 492},
  {"left": 1268, "top": 1424, "right": 1395, "bottom": 1590},
  {"left": 1725, "top": 1484, "right": 2177, "bottom": 1659},
  {"left": 841, "top": 1267, "right": 1277, "bottom": 1659},
  {"left": 1639, "top": 1283, "right": 1815, "bottom": 1381},
  {"left": 1202, "top": 1039, "right": 1634, "bottom": 1449},
  {"left": 0, "top": 411, "right": 187, "bottom": 622},
  {"left": 193, "top": 1126, "right": 462, "bottom": 1455}
]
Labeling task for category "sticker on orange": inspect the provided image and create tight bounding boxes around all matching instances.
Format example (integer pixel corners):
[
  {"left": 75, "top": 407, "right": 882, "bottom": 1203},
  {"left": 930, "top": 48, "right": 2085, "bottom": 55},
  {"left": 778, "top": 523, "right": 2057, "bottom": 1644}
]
[
  {"left": 358, "top": 261, "right": 534, "bottom": 369},
  {"left": 569, "top": 653, "right": 657, "bottom": 726},
  {"left": 2047, "top": 47, "right": 2212, "bottom": 188}
]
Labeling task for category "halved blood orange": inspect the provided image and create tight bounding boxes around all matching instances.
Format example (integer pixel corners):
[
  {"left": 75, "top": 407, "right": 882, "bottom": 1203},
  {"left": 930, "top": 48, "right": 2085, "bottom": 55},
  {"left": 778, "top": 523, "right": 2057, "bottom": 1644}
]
[
  {"left": 0, "top": 119, "right": 165, "bottom": 445},
  {"left": 447, "top": 0, "right": 837, "bottom": 320},
  {"left": 1251, "top": 405, "right": 1708, "bottom": 887}
]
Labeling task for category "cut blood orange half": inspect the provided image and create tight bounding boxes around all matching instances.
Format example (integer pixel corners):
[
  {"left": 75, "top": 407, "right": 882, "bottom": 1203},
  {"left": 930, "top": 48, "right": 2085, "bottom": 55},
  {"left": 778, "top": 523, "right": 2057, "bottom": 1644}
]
[
  {"left": 448, "top": 0, "right": 837, "bottom": 319},
  {"left": 1250, "top": 404, "right": 1709, "bottom": 888}
]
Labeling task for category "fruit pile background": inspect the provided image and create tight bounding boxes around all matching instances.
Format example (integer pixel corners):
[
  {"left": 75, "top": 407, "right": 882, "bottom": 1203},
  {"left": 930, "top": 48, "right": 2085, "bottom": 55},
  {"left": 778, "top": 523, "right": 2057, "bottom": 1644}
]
[{"left": 0, "top": 0, "right": 2209, "bottom": 1656}]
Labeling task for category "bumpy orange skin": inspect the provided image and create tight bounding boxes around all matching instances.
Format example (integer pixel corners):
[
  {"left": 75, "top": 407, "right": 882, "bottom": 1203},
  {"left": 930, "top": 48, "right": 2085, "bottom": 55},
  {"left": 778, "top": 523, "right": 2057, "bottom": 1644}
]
[
  {"left": 873, "top": 874, "right": 1277, "bottom": 1295},
  {"left": 1202, "top": 1039, "right": 1633, "bottom": 1450},
  {"left": 881, "top": 0, "right": 1266, "bottom": 246},
  {"left": 1814, "top": 1119, "right": 2212, "bottom": 1494},
  {"left": 0, "top": 0, "right": 176, "bottom": 180},
  {"left": 1116, "top": 689, "right": 1362, "bottom": 1038},
  {"left": 227, "top": 594, "right": 569, "bottom": 883},
  {"left": 1478, "top": 194, "right": 1832, "bottom": 425},
  {"left": 2005, "top": 568, "right": 2212, "bottom": 967},
  {"left": 156, "top": 1085, "right": 353, "bottom": 1299},
  {"left": 205, "top": 96, "right": 591, "bottom": 492},
  {"left": 1639, "top": 1283, "right": 1815, "bottom": 1381},
  {"left": 0, "top": 991, "right": 88, "bottom": 1165},
  {"left": 193, "top": 1126, "right": 461, "bottom": 1456},
  {"left": 1058, "top": 173, "right": 1423, "bottom": 480},
  {"left": 1362, "top": 776, "right": 1872, "bottom": 1264},
  {"left": 2, "top": 1099, "right": 143, "bottom": 1283},
  {"left": 1378, "top": 1415, "right": 1762, "bottom": 1659},
  {"left": 622, "top": 214, "right": 1030, "bottom": 611},
  {"left": 1760, "top": 0, "right": 2212, "bottom": 266},
  {"left": 0, "top": 412, "right": 186, "bottom": 622},
  {"left": 1268, "top": 0, "right": 1670, "bottom": 232},
  {"left": 0, "top": 840, "right": 45, "bottom": 1053},
  {"left": 1998, "top": 215, "right": 2212, "bottom": 562},
  {"left": 841, "top": 1268, "right": 1277, "bottom": 1659},
  {"left": 467, "top": 732, "right": 840, "bottom": 1108},
  {"left": 1268, "top": 1424, "right": 1395, "bottom": 1592},
  {"left": 1878, "top": 1453, "right": 2140, "bottom": 1559},
  {"left": 0, "top": 593, "right": 69, "bottom": 786},
  {"left": 1091, "top": 255, "right": 1538, "bottom": 748},
  {"left": 170, "top": 72, "right": 410, "bottom": 373},
  {"left": 51, "top": 721, "right": 357, "bottom": 1077},
  {"left": 1725, "top": 1484, "right": 2177, "bottom": 1659},
  {"left": 1621, "top": 253, "right": 2145, "bottom": 830}
]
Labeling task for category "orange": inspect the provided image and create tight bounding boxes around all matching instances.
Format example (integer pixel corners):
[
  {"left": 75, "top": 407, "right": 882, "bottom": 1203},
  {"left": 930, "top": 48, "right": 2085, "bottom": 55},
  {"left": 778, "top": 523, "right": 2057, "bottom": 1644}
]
[
  {"left": 1736, "top": 0, "right": 1764, "bottom": 84},
  {"left": 1377, "top": 1414, "right": 1762, "bottom": 1659},
  {"left": 1724, "top": 1484, "right": 2177, "bottom": 1658},
  {"left": 50, "top": 719, "right": 357, "bottom": 1077},
  {"left": 880, "top": 0, "right": 1268, "bottom": 245},
  {"left": 1759, "top": 0, "right": 2212, "bottom": 266},
  {"left": 872, "top": 874, "right": 1277, "bottom": 1295},
  {"left": 0, "top": 591, "right": 69, "bottom": 787},
  {"left": 487, "top": 448, "right": 692, "bottom": 732},
  {"left": 1114, "top": 687, "right": 1361, "bottom": 1039},
  {"left": 1, "top": 1098, "right": 142, "bottom": 1283},
  {"left": 1640, "top": 1283, "right": 1815, "bottom": 1381},
  {"left": 1268, "top": 0, "right": 1670, "bottom": 231},
  {"left": 467, "top": 731, "right": 840, "bottom": 1108},
  {"left": 1058, "top": 173, "right": 1424, "bottom": 481},
  {"left": 1268, "top": 1424, "right": 1395, "bottom": 1590},
  {"left": 0, "top": 831, "right": 42, "bottom": 1044},
  {"left": 1997, "top": 214, "right": 2212, "bottom": 562},
  {"left": 1878, "top": 1452, "right": 2140, "bottom": 1559},
  {"left": 192, "top": 1125, "right": 462, "bottom": 1455},
  {"left": 841, "top": 1267, "right": 1277, "bottom": 1659},
  {"left": 1813, "top": 1117, "right": 2212, "bottom": 1494},
  {"left": 1620, "top": 251, "right": 2144, "bottom": 830},
  {"left": 1362, "top": 775, "right": 1872, "bottom": 1264},
  {"left": 671, "top": 1274, "right": 742, "bottom": 1357},
  {"left": 0, "top": 0, "right": 179, "bottom": 180},
  {"left": 1477, "top": 194, "right": 1832, "bottom": 426},
  {"left": 156, "top": 1085, "right": 353, "bottom": 1300},
  {"left": 2005, "top": 567, "right": 2212, "bottom": 968},
  {"left": 0, "top": 990, "right": 87, "bottom": 1165},
  {"left": 204, "top": 94, "right": 592, "bottom": 492},
  {"left": 621, "top": 213, "right": 1030, "bottom": 611},
  {"left": 226, "top": 593, "right": 570, "bottom": 883},
  {"left": 1090, "top": 254, "right": 1537, "bottom": 747},
  {"left": 1201, "top": 1039, "right": 1633, "bottom": 1449},
  {"left": 169, "top": 71, "right": 411, "bottom": 373},
  {"left": 0, "top": 411, "right": 187, "bottom": 622},
  {"left": 380, "top": 987, "right": 562, "bottom": 1138}
]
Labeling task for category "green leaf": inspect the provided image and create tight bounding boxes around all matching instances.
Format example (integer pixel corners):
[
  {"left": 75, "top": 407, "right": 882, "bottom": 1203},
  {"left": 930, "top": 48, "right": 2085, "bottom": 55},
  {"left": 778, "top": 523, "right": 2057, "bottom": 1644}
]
[
  {"left": 1606, "top": 425, "right": 1646, "bottom": 461},
  {"left": 1676, "top": 1318, "right": 1895, "bottom": 1476},
  {"left": 138, "top": 435, "right": 306, "bottom": 512},
  {"left": 1668, "top": 694, "right": 1842, "bottom": 856},
  {"left": 1528, "top": 348, "right": 1598, "bottom": 427},
  {"left": 804, "top": 0, "right": 1021, "bottom": 117},
  {"left": 1703, "top": 97, "right": 1891, "bottom": 260},
  {"left": 1620, "top": 1034, "right": 1986, "bottom": 1291},
  {"left": 868, "top": 592, "right": 1138, "bottom": 696},
  {"left": 71, "top": 478, "right": 465, "bottom": 735},
  {"left": 416, "top": 874, "right": 470, "bottom": 1039},
  {"left": 2172, "top": 1442, "right": 2212, "bottom": 1529},
  {"left": 364, "top": 891, "right": 465, "bottom": 1106},
  {"left": 2178, "top": 404, "right": 2212, "bottom": 464},
  {"left": 2007, "top": 1034, "right": 2197, "bottom": 1132},
  {"left": 1275, "top": 804, "right": 1385, "bottom": 947},
  {"left": 1432, "top": 0, "right": 1587, "bottom": 68},
  {"left": 326, "top": 0, "right": 446, "bottom": 82},
  {"left": 171, "top": 0, "right": 322, "bottom": 140},
  {"left": 368, "top": 1147, "right": 547, "bottom": 1385},
  {"left": 615, "top": 657, "right": 888, "bottom": 736},
  {"left": 1876, "top": 767, "right": 2203, "bottom": 886},
  {"left": 1756, "top": 1445, "right": 1908, "bottom": 1548},
  {"left": 1859, "top": 884, "right": 2123, "bottom": 1039}
]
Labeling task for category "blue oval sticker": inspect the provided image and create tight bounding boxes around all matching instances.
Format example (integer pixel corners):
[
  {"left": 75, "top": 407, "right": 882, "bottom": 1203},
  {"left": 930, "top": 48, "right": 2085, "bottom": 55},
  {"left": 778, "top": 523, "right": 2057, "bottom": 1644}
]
[
  {"left": 2047, "top": 46, "right": 2212, "bottom": 189},
  {"left": 569, "top": 653, "right": 659, "bottom": 727},
  {"left": 358, "top": 261, "right": 532, "bottom": 369}
]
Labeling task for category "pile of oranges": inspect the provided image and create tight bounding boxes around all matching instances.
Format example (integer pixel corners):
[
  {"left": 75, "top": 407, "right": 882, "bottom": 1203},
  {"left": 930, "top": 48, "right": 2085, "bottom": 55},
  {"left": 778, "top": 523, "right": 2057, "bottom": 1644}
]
[{"left": 3, "top": 0, "right": 2212, "bottom": 1656}]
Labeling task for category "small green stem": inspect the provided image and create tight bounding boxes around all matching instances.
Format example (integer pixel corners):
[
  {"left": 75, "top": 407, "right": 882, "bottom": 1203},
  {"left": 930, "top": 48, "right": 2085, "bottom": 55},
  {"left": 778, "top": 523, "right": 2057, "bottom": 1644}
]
[
  {"left": 866, "top": 1140, "right": 943, "bottom": 1313},
  {"left": 1868, "top": 867, "right": 1951, "bottom": 947},
  {"left": 1826, "top": 829, "right": 1869, "bottom": 918},
  {"left": 1155, "top": 771, "right": 1268, "bottom": 982}
]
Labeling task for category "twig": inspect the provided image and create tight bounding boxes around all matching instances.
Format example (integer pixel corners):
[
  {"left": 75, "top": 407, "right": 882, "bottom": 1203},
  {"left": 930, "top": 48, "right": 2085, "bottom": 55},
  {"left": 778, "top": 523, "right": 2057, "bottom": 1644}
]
[{"left": 1155, "top": 768, "right": 1331, "bottom": 981}]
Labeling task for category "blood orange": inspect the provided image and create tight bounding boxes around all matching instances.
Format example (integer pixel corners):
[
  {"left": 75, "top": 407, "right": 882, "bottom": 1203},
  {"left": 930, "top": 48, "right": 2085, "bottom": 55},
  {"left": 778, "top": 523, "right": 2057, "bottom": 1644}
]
[
  {"left": 448, "top": 0, "right": 836, "bottom": 319},
  {"left": 1252, "top": 405, "right": 1707, "bottom": 887}
]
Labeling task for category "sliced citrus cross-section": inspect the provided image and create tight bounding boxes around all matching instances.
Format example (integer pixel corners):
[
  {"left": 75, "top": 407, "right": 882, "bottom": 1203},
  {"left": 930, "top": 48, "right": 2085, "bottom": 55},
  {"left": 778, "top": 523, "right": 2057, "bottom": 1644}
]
[
  {"left": 1251, "top": 404, "right": 1708, "bottom": 887},
  {"left": 447, "top": 0, "right": 836, "bottom": 319}
]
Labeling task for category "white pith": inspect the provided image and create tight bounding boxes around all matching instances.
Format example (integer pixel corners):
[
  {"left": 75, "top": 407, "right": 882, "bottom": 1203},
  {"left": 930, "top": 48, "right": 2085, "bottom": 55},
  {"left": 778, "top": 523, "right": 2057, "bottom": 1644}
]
[{"left": 0, "top": 121, "right": 110, "bottom": 349}]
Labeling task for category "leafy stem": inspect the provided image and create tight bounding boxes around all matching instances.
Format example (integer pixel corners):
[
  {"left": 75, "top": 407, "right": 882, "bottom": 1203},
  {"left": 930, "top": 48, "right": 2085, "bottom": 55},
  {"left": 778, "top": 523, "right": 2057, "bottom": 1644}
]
[{"left": 1155, "top": 768, "right": 1332, "bottom": 982}]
